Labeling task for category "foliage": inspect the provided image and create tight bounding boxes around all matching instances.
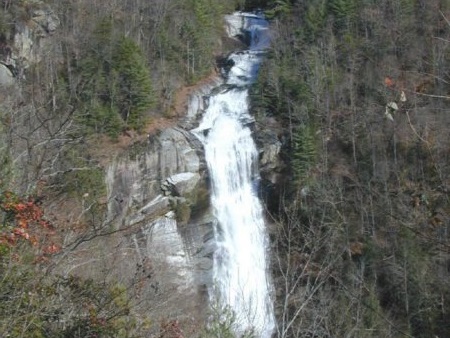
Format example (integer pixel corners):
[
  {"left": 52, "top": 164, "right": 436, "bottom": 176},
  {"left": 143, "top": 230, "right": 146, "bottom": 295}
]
[
  {"left": 80, "top": 100, "right": 124, "bottom": 138},
  {"left": 265, "top": 0, "right": 293, "bottom": 19},
  {"left": 329, "top": 0, "right": 357, "bottom": 29},
  {"left": 0, "top": 186, "right": 148, "bottom": 337},
  {"left": 76, "top": 20, "right": 154, "bottom": 136},
  {"left": 199, "top": 303, "right": 255, "bottom": 338},
  {"left": 0, "top": 190, "right": 57, "bottom": 256},
  {"left": 0, "top": 124, "right": 12, "bottom": 193},
  {"left": 291, "top": 124, "right": 317, "bottom": 184},
  {"left": 303, "top": 0, "right": 328, "bottom": 42},
  {"left": 258, "top": 0, "right": 450, "bottom": 336},
  {"left": 0, "top": 8, "right": 12, "bottom": 37},
  {"left": 0, "top": 256, "right": 146, "bottom": 337},
  {"left": 112, "top": 37, "right": 155, "bottom": 130}
]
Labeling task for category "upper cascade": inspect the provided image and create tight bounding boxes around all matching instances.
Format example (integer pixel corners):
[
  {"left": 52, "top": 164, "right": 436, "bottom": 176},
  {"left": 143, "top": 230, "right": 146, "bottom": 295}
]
[{"left": 224, "top": 12, "right": 270, "bottom": 86}]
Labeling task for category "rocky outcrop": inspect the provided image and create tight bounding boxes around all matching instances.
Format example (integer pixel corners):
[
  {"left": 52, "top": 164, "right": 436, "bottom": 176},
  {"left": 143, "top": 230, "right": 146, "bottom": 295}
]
[
  {"left": 105, "top": 127, "right": 207, "bottom": 227},
  {"left": 162, "top": 172, "right": 201, "bottom": 198},
  {"left": 31, "top": 8, "right": 60, "bottom": 35},
  {"left": 178, "top": 78, "right": 222, "bottom": 130},
  {"left": 254, "top": 117, "right": 285, "bottom": 213},
  {"left": 159, "top": 127, "right": 204, "bottom": 177},
  {"left": 1, "top": 2, "right": 60, "bottom": 83},
  {"left": 101, "top": 127, "right": 214, "bottom": 324},
  {"left": 254, "top": 119, "right": 284, "bottom": 185},
  {"left": 0, "top": 64, "right": 14, "bottom": 86}
]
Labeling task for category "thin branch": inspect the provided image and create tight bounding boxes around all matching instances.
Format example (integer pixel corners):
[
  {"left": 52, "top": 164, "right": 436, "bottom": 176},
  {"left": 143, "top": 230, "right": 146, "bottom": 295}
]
[
  {"left": 440, "top": 10, "right": 450, "bottom": 28},
  {"left": 432, "top": 36, "right": 450, "bottom": 44},
  {"left": 405, "top": 111, "right": 429, "bottom": 144}
]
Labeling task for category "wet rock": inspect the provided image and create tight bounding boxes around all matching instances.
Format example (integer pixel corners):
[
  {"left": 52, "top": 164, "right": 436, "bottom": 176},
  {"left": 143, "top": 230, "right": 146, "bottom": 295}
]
[
  {"left": 253, "top": 120, "right": 285, "bottom": 214},
  {"left": 196, "top": 257, "right": 213, "bottom": 271}
]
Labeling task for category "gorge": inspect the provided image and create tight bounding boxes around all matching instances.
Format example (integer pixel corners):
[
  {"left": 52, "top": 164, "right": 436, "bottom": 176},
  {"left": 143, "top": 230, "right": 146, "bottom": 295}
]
[{"left": 2, "top": 1, "right": 450, "bottom": 337}]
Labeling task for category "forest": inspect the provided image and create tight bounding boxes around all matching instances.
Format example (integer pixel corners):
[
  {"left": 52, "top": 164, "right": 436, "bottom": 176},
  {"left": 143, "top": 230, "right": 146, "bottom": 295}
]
[{"left": 0, "top": 0, "right": 449, "bottom": 337}]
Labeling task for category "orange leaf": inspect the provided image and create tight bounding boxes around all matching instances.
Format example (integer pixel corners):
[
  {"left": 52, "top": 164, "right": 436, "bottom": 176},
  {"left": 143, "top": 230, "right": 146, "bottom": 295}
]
[
  {"left": 384, "top": 77, "right": 394, "bottom": 88},
  {"left": 30, "top": 236, "right": 39, "bottom": 246},
  {"left": 43, "top": 244, "right": 61, "bottom": 254},
  {"left": 15, "top": 203, "right": 26, "bottom": 212},
  {"left": 17, "top": 219, "right": 28, "bottom": 228}
]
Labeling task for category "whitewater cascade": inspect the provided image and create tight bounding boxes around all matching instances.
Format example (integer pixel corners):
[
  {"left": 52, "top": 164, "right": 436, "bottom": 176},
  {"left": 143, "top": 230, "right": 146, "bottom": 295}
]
[{"left": 193, "top": 12, "right": 275, "bottom": 337}]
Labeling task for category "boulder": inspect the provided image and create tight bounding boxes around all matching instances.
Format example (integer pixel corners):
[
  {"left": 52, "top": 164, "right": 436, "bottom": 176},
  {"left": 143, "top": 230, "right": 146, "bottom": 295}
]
[
  {"left": 165, "top": 172, "right": 201, "bottom": 197},
  {"left": 0, "top": 64, "right": 14, "bottom": 86}
]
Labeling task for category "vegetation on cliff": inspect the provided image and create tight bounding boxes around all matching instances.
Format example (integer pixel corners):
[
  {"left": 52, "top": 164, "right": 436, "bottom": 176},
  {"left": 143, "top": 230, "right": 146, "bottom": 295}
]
[{"left": 252, "top": 0, "right": 450, "bottom": 337}]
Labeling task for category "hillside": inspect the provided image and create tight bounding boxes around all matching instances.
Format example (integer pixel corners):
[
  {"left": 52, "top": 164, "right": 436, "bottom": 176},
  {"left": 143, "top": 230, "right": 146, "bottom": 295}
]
[{"left": 253, "top": 1, "right": 450, "bottom": 337}]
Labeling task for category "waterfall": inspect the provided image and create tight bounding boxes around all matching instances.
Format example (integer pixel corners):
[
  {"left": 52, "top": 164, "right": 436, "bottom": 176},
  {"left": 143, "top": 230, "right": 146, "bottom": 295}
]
[{"left": 193, "top": 12, "right": 275, "bottom": 337}]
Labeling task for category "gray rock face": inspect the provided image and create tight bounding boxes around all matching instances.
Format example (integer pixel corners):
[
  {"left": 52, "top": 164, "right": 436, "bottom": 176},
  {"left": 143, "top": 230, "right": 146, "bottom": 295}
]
[
  {"left": 106, "top": 127, "right": 206, "bottom": 226},
  {"left": 0, "top": 64, "right": 14, "bottom": 86},
  {"left": 178, "top": 78, "right": 222, "bottom": 130},
  {"left": 127, "top": 195, "right": 171, "bottom": 227},
  {"left": 104, "top": 126, "right": 214, "bottom": 313},
  {"left": 255, "top": 127, "right": 283, "bottom": 184},
  {"left": 253, "top": 120, "right": 284, "bottom": 214},
  {"left": 163, "top": 172, "right": 201, "bottom": 197},
  {"left": 5, "top": 3, "right": 60, "bottom": 76},
  {"left": 31, "top": 8, "right": 60, "bottom": 35},
  {"left": 159, "top": 127, "right": 204, "bottom": 177}
]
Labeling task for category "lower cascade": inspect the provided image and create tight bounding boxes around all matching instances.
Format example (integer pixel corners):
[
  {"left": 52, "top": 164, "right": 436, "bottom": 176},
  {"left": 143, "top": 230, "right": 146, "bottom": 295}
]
[{"left": 193, "top": 12, "right": 275, "bottom": 337}]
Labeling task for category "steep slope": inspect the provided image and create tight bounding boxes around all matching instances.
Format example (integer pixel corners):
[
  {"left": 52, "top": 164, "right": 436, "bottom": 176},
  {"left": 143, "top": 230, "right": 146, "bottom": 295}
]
[{"left": 252, "top": 1, "right": 450, "bottom": 337}]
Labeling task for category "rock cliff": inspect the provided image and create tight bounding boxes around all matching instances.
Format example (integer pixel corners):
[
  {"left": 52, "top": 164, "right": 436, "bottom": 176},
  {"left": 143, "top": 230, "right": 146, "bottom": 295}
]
[
  {"left": 0, "top": 1, "right": 59, "bottom": 82},
  {"left": 100, "top": 124, "right": 215, "bottom": 321}
]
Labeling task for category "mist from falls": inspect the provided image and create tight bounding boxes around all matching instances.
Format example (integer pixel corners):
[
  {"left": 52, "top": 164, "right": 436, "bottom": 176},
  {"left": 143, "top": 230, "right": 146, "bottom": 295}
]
[{"left": 193, "top": 12, "right": 275, "bottom": 337}]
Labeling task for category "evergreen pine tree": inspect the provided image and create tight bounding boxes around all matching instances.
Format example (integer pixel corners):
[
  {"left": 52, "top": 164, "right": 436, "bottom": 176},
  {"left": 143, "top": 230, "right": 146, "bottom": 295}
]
[
  {"left": 291, "top": 124, "right": 317, "bottom": 184},
  {"left": 112, "top": 37, "right": 155, "bottom": 130}
]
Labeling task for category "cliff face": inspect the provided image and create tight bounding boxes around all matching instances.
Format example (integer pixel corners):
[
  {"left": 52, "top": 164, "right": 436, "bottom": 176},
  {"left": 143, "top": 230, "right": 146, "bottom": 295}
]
[
  {"left": 105, "top": 127, "right": 206, "bottom": 227},
  {"left": 0, "top": 1, "right": 59, "bottom": 82},
  {"left": 103, "top": 125, "right": 214, "bottom": 300}
]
